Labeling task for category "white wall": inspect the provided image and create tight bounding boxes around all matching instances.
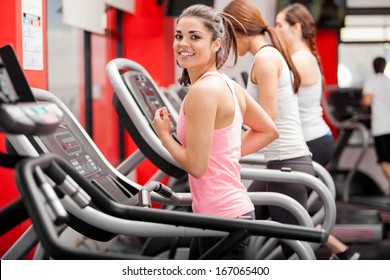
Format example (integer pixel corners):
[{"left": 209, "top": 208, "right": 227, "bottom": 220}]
[{"left": 47, "top": 0, "right": 80, "bottom": 117}]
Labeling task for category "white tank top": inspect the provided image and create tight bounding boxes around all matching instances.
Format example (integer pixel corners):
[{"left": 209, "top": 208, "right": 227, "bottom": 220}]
[
  {"left": 246, "top": 46, "right": 311, "bottom": 162},
  {"left": 295, "top": 51, "right": 331, "bottom": 141},
  {"left": 363, "top": 73, "right": 390, "bottom": 136}
]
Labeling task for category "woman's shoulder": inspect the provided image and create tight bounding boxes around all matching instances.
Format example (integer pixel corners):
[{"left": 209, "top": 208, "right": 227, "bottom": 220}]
[
  {"left": 186, "top": 74, "right": 226, "bottom": 102},
  {"left": 192, "top": 73, "right": 228, "bottom": 91},
  {"left": 293, "top": 51, "right": 317, "bottom": 67},
  {"left": 254, "top": 46, "right": 282, "bottom": 64},
  {"left": 253, "top": 47, "right": 282, "bottom": 75},
  {"left": 184, "top": 75, "right": 231, "bottom": 114},
  {"left": 257, "top": 45, "right": 280, "bottom": 57}
]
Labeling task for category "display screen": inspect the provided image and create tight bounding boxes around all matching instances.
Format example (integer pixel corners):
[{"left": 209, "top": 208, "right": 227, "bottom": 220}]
[
  {"left": 0, "top": 45, "right": 35, "bottom": 102},
  {"left": 0, "top": 65, "right": 19, "bottom": 103},
  {"left": 127, "top": 73, "right": 177, "bottom": 134},
  {"left": 52, "top": 128, "right": 100, "bottom": 176},
  {"left": 54, "top": 130, "right": 83, "bottom": 156}
]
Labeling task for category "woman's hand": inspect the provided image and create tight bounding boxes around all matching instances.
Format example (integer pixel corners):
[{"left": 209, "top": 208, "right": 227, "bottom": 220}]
[{"left": 153, "top": 107, "right": 172, "bottom": 141}]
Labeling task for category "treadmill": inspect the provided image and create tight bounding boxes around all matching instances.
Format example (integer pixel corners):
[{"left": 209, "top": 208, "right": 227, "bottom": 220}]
[
  {"left": 0, "top": 44, "right": 325, "bottom": 260},
  {"left": 106, "top": 58, "right": 339, "bottom": 258},
  {"left": 321, "top": 86, "right": 386, "bottom": 242}
]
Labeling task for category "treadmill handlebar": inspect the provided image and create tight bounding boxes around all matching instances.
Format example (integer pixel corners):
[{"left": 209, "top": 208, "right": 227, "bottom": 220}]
[
  {"left": 45, "top": 161, "right": 91, "bottom": 208},
  {"left": 154, "top": 182, "right": 174, "bottom": 198},
  {"left": 139, "top": 181, "right": 180, "bottom": 207},
  {"left": 15, "top": 153, "right": 329, "bottom": 244},
  {"left": 14, "top": 154, "right": 150, "bottom": 260},
  {"left": 34, "top": 166, "right": 68, "bottom": 225}
]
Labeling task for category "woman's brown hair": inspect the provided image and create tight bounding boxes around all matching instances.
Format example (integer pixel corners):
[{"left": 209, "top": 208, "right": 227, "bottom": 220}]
[
  {"left": 280, "top": 3, "right": 326, "bottom": 91},
  {"left": 222, "top": 0, "right": 301, "bottom": 93}
]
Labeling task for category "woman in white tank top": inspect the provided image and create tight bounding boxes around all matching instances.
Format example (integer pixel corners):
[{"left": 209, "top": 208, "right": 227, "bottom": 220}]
[
  {"left": 275, "top": 3, "right": 360, "bottom": 260},
  {"left": 223, "top": 0, "right": 314, "bottom": 259},
  {"left": 275, "top": 4, "right": 334, "bottom": 167}
]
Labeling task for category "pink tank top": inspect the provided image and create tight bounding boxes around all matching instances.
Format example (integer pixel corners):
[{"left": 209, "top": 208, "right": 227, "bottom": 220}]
[{"left": 176, "top": 72, "right": 254, "bottom": 218}]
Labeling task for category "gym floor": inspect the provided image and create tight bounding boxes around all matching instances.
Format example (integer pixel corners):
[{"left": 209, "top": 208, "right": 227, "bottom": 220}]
[{"left": 315, "top": 200, "right": 390, "bottom": 260}]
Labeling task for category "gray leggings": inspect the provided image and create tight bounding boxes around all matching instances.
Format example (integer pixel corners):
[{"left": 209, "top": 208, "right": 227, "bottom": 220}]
[{"left": 248, "top": 156, "right": 314, "bottom": 258}]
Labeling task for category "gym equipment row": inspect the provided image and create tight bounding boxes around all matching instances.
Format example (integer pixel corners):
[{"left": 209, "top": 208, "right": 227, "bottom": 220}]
[{"left": 1, "top": 44, "right": 332, "bottom": 260}]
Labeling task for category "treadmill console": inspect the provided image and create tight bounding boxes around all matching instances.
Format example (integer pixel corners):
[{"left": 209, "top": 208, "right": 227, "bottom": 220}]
[
  {"left": 327, "top": 87, "right": 371, "bottom": 126},
  {"left": 0, "top": 102, "right": 63, "bottom": 135},
  {"left": 37, "top": 118, "right": 135, "bottom": 203},
  {"left": 54, "top": 130, "right": 100, "bottom": 176},
  {"left": 0, "top": 45, "right": 62, "bottom": 135},
  {"left": 122, "top": 72, "right": 177, "bottom": 138},
  {"left": 2, "top": 44, "right": 135, "bottom": 241},
  {"left": 109, "top": 58, "right": 186, "bottom": 179}
]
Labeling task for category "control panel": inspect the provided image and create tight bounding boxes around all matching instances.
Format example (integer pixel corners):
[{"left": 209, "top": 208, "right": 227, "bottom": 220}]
[
  {"left": 0, "top": 102, "right": 63, "bottom": 135},
  {"left": 122, "top": 72, "right": 178, "bottom": 138}
]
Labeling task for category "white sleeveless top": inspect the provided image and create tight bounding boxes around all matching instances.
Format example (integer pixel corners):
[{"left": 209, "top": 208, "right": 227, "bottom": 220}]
[
  {"left": 295, "top": 51, "right": 331, "bottom": 141},
  {"left": 363, "top": 73, "right": 390, "bottom": 136},
  {"left": 246, "top": 46, "right": 311, "bottom": 162}
]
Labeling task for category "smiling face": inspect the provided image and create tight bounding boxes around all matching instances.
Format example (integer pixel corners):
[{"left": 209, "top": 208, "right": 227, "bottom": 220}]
[{"left": 173, "top": 16, "right": 221, "bottom": 72}]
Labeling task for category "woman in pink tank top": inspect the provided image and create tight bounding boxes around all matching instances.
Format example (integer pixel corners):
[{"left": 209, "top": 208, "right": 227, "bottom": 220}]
[{"left": 153, "top": 4, "right": 278, "bottom": 259}]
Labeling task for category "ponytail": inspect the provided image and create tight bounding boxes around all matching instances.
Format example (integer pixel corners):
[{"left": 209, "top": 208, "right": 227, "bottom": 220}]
[
  {"left": 266, "top": 26, "right": 301, "bottom": 93},
  {"left": 308, "top": 37, "right": 326, "bottom": 92}
]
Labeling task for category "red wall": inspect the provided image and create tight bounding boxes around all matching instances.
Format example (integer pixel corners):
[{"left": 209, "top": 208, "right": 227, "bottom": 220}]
[
  {"left": 317, "top": 29, "right": 338, "bottom": 86},
  {"left": 82, "top": 0, "right": 175, "bottom": 183},
  {"left": 0, "top": 0, "right": 47, "bottom": 258},
  {"left": 317, "top": 28, "right": 339, "bottom": 137},
  {"left": 1, "top": 0, "right": 176, "bottom": 257}
]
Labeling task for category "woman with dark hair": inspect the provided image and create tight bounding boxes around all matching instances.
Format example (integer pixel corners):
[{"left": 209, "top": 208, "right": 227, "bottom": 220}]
[{"left": 153, "top": 4, "right": 278, "bottom": 259}]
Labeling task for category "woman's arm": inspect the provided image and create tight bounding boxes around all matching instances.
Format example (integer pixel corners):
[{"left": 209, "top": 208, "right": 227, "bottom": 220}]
[
  {"left": 153, "top": 78, "right": 219, "bottom": 179},
  {"left": 237, "top": 84, "right": 279, "bottom": 157}
]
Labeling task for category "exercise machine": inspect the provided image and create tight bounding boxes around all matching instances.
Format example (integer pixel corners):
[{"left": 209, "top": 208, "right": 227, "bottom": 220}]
[
  {"left": 0, "top": 44, "right": 325, "bottom": 260},
  {"left": 321, "top": 87, "right": 387, "bottom": 242},
  {"left": 106, "top": 58, "right": 338, "bottom": 258}
]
